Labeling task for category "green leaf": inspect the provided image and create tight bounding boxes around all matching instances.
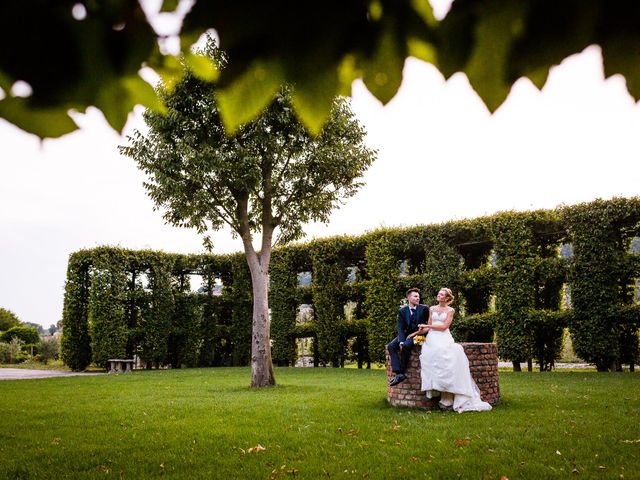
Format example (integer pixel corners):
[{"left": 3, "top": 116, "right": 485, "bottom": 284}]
[
  {"left": 0, "top": 97, "right": 77, "bottom": 138},
  {"left": 601, "top": 33, "right": 640, "bottom": 101},
  {"left": 362, "top": 25, "right": 405, "bottom": 104},
  {"left": 216, "top": 60, "right": 284, "bottom": 134},
  {"left": 184, "top": 52, "right": 219, "bottom": 83},
  {"left": 0, "top": 71, "right": 13, "bottom": 91},
  {"left": 153, "top": 55, "right": 185, "bottom": 92},
  {"left": 410, "top": 0, "right": 438, "bottom": 28},
  {"left": 407, "top": 37, "right": 437, "bottom": 64},
  {"left": 523, "top": 67, "right": 550, "bottom": 91},
  {"left": 464, "top": 1, "right": 529, "bottom": 111},
  {"left": 291, "top": 67, "right": 340, "bottom": 136},
  {"left": 122, "top": 76, "right": 167, "bottom": 114},
  {"left": 160, "top": 0, "right": 179, "bottom": 12},
  {"left": 96, "top": 76, "right": 166, "bottom": 132}
]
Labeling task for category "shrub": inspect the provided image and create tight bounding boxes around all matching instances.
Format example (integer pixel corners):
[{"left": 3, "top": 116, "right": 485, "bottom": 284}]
[
  {"left": 1, "top": 325, "right": 40, "bottom": 346},
  {"left": 0, "top": 338, "right": 24, "bottom": 364},
  {"left": 39, "top": 337, "right": 60, "bottom": 365}
]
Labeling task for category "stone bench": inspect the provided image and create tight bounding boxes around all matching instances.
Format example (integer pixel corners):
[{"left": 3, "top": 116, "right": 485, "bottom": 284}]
[
  {"left": 386, "top": 343, "right": 500, "bottom": 409},
  {"left": 108, "top": 359, "right": 135, "bottom": 374}
]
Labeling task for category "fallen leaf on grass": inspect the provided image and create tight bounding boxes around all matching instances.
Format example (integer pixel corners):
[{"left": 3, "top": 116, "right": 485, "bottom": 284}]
[
  {"left": 51, "top": 438, "right": 61, "bottom": 445},
  {"left": 455, "top": 438, "right": 470, "bottom": 448},
  {"left": 556, "top": 450, "right": 562, "bottom": 455},
  {"left": 598, "top": 466, "right": 606, "bottom": 470},
  {"left": 621, "top": 439, "right": 640, "bottom": 444},
  {"left": 390, "top": 420, "right": 400, "bottom": 432},
  {"left": 500, "top": 476, "right": 509, "bottom": 480},
  {"left": 248, "top": 444, "right": 266, "bottom": 454}
]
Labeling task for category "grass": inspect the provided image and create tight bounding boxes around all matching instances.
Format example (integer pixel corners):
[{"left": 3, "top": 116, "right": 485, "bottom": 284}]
[{"left": 0, "top": 368, "right": 638, "bottom": 479}]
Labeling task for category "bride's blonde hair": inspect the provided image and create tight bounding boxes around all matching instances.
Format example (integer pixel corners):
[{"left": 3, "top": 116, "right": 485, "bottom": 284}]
[{"left": 440, "top": 288, "right": 454, "bottom": 304}]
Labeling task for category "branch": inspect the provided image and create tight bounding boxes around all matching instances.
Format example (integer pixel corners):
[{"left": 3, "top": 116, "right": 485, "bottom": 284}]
[{"left": 273, "top": 151, "right": 295, "bottom": 192}]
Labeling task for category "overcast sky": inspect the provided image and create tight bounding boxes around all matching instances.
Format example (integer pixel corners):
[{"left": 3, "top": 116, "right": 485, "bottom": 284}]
[{"left": 1, "top": 42, "right": 640, "bottom": 328}]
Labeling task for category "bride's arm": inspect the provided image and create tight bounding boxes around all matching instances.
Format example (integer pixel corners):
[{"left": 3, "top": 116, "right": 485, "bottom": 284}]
[{"left": 425, "top": 308, "right": 454, "bottom": 331}]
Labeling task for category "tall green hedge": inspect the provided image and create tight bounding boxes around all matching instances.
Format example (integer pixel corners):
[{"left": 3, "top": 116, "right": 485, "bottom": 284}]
[
  {"left": 270, "top": 248, "right": 302, "bottom": 366},
  {"left": 61, "top": 197, "right": 640, "bottom": 372},
  {"left": 61, "top": 250, "right": 92, "bottom": 371},
  {"left": 563, "top": 198, "right": 640, "bottom": 371},
  {"left": 89, "top": 248, "right": 129, "bottom": 368},
  {"left": 364, "top": 234, "right": 400, "bottom": 364}
]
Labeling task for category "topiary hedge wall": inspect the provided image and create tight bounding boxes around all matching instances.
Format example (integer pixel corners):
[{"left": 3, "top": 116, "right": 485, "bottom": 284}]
[
  {"left": 61, "top": 197, "right": 640, "bottom": 372},
  {"left": 61, "top": 248, "right": 249, "bottom": 371}
]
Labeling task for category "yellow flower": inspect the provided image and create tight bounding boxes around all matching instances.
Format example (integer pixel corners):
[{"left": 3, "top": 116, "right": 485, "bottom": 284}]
[{"left": 414, "top": 335, "right": 426, "bottom": 345}]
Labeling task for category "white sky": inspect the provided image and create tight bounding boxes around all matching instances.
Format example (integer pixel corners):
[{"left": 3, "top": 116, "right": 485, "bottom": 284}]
[{"left": 1, "top": 43, "right": 640, "bottom": 328}]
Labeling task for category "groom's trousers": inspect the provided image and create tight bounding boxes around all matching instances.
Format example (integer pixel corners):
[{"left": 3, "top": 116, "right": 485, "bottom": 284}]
[{"left": 387, "top": 336, "right": 415, "bottom": 374}]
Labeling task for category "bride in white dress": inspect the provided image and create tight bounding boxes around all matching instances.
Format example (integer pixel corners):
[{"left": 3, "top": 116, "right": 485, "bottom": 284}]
[{"left": 411, "top": 288, "right": 492, "bottom": 413}]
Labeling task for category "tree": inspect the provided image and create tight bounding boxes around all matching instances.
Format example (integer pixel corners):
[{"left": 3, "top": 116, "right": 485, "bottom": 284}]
[
  {"left": 1, "top": 325, "right": 40, "bottom": 346},
  {"left": 2, "top": 1, "right": 639, "bottom": 138},
  {"left": 120, "top": 42, "right": 376, "bottom": 387},
  {"left": 0, "top": 308, "right": 20, "bottom": 331},
  {"left": 24, "top": 322, "right": 45, "bottom": 336}
]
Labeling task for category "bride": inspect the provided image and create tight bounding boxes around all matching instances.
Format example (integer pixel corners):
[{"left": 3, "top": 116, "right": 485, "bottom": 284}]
[{"left": 410, "top": 288, "right": 492, "bottom": 413}]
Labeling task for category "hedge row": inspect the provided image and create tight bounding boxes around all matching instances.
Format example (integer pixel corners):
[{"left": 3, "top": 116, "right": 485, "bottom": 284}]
[
  {"left": 61, "top": 248, "right": 252, "bottom": 371},
  {"left": 61, "top": 197, "right": 640, "bottom": 371}
]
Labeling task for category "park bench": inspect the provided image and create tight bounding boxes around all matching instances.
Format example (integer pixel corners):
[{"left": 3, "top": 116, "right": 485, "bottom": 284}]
[
  {"left": 386, "top": 343, "right": 500, "bottom": 409},
  {"left": 107, "top": 359, "right": 135, "bottom": 374}
]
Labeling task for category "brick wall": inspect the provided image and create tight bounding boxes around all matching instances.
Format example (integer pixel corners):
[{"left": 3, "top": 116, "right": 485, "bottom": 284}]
[{"left": 386, "top": 343, "right": 500, "bottom": 409}]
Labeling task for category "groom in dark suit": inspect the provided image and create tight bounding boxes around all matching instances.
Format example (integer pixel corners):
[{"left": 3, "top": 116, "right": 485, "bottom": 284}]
[{"left": 388, "top": 287, "right": 428, "bottom": 386}]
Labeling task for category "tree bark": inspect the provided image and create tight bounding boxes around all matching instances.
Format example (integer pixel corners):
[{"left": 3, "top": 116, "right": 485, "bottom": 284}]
[{"left": 247, "top": 257, "right": 276, "bottom": 387}]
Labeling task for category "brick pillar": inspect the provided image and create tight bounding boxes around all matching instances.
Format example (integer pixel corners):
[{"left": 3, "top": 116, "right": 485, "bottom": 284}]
[{"left": 386, "top": 343, "right": 500, "bottom": 409}]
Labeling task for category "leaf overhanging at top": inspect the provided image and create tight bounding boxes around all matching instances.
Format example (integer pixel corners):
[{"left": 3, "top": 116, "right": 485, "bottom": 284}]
[{"left": 1, "top": 0, "right": 639, "bottom": 138}]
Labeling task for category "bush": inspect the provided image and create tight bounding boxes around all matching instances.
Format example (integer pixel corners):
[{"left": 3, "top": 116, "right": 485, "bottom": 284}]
[
  {"left": 39, "top": 337, "right": 60, "bottom": 365},
  {"left": 1, "top": 325, "right": 40, "bottom": 346},
  {"left": 0, "top": 338, "right": 24, "bottom": 364}
]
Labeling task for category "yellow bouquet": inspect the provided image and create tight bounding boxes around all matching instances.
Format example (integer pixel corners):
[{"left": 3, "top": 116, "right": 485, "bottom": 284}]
[{"left": 414, "top": 335, "right": 426, "bottom": 345}]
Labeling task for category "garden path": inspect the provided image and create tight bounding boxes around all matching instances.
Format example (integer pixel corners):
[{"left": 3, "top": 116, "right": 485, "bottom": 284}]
[{"left": 0, "top": 369, "right": 103, "bottom": 380}]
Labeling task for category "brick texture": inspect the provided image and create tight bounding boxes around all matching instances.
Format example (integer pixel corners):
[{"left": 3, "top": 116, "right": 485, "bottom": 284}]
[{"left": 386, "top": 343, "right": 500, "bottom": 409}]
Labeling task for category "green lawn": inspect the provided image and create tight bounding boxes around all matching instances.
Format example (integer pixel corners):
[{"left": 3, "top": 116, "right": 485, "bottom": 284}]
[{"left": 0, "top": 368, "right": 638, "bottom": 479}]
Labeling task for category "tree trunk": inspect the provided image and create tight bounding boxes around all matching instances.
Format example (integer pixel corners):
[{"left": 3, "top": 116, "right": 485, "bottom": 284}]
[
  {"left": 245, "top": 251, "right": 276, "bottom": 388},
  {"left": 512, "top": 361, "right": 522, "bottom": 372}
]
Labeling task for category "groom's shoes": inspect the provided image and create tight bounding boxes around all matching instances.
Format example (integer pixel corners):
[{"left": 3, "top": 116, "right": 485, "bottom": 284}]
[{"left": 389, "top": 374, "right": 406, "bottom": 386}]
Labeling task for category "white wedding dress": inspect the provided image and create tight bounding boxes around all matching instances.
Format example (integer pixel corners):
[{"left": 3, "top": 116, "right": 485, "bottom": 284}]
[{"left": 420, "top": 306, "right": 492, "bottom": 413}]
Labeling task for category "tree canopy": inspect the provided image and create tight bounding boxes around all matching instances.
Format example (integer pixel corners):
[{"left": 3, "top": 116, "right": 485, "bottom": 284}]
[
  {"left": 1, "top": 325, "right": 40, "bottom": 346},
  {"left": 1, "top": 0, "right": 638, "bottom": 138},
  {"left": 0, "top": 308, "right": 21, "bottom": 332}
]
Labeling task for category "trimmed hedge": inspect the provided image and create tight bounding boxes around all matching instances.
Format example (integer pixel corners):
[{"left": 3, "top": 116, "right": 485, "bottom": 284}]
[{"left": 61, "top": 197, "right": 640, "bottom": 371}]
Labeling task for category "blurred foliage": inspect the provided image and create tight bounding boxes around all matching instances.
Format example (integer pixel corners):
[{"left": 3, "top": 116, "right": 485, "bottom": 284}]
[{"left": 2, "top": 1, "right": 640, "bottom": 137}]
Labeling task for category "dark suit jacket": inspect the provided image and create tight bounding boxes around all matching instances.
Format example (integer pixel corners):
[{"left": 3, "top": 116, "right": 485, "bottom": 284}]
[{"left": 397, "top": 304, "right": 428, "bottom": 342}]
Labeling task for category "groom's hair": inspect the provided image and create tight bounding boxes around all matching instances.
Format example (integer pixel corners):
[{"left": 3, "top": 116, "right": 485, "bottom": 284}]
[{"left": 406, "top": 287, "right": 420, "bottom": 297}]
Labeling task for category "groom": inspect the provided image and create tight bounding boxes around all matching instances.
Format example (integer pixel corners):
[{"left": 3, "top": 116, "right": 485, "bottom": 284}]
[{"left": 388, "top": 287, "right": 428, "bottom": 386}]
